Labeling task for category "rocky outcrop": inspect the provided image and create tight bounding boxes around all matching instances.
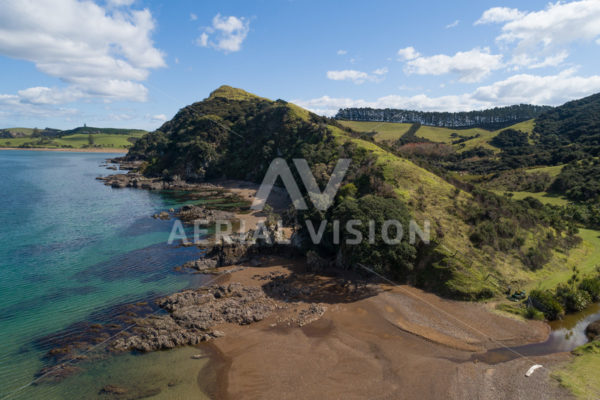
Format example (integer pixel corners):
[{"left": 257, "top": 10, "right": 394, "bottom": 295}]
[
  {"left": 175, "top": 204, "right": 235, "bottom": 224},
  {"left": 177, "top": 233, "right": 295, "bottom": 273},
  {"left": 585, "top": 319, "right": 600, "bottom": 341},
  {"left": 111, "top": 283, "right": 275, "bottom": 353}
]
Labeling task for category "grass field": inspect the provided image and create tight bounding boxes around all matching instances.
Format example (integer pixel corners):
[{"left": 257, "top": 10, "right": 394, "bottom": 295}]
[
  {"left": 338, "top": 120, "right": 412, "bottom": 141},
  {"left": 0, "top": 132, "right": 146, "bottom": 149},
  {"left": 525, "top": 164, "right": 565, "bottom": 177},
  {"left": 554, "top": 341, "right": 600, "bottom": 399},
  {"left": 493, "top": 190, "right": 570, "bottom": 207},
  {"left": 338, "top": 119, "right": 536, "bottom": 153},
  {"left": 521, "top": 228, "right": 600, "bottom": 292}
]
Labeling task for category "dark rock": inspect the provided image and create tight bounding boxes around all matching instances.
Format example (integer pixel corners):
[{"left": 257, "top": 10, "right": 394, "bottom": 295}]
[
  {"left": 152, "top": 211, "right": 170, "bottom": 220},
  {"left": 34, "top": 363, "right": 82, "bottom": 384},
  {"left": 110, "top": 283, "right": 274, "bottom": 353},
  {"left": 586, "top": 320, "right": 600, "bottom": 340},
  {"left": 175, "top": 205, "right": 235, "bottom": 224},
  {"left": 99, "top": 384, "right": 128, "bottom": 395}
]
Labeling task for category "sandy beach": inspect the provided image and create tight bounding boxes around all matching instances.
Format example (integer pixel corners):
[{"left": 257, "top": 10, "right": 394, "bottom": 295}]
[{"left": 199, "top": 257, "right": 572, "bottom": 400}]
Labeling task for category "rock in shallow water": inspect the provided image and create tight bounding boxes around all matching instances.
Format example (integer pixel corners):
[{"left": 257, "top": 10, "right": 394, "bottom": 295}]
[{"left": 585, "top": 319, "right": 600, "bottom": 341}]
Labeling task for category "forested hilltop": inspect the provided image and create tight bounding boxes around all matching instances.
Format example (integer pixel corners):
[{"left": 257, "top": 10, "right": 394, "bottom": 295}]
[
  {"left": 335, "top": 104, "right": 552, "bottom": 130},
  {"left": 126, "top": 85, "right": 587, "bottom": 304}
]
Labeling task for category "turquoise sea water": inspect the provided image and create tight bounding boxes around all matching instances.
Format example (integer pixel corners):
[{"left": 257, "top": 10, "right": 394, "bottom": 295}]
[{"left": 0, "top": 150, "right": 208, "bottom": 399}]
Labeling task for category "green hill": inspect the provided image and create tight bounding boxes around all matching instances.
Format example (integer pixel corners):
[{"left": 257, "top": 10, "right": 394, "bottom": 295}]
[
  {"left": 339, "top": 119, "right": 536, "bottom": 153},
  {"left": 126, "top": 85, "right": 584, "bottom": 300},
  {"left": 0, "top": 126, "right": 147, "bottom": 150}
]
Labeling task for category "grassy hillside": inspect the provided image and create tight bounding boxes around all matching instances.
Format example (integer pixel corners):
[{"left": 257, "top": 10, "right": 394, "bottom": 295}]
[
  {"left": 338, "top": 120, "right": 412, "bottom": 141},
  {"left": 338, "top": 119, "right": 536, "bottom": 153},
  {"left": 127, "top": 86, "right": 585, "bottom": 300},
  {"left": 0, "top": 130, "right": 147, "bottom": 150},
  {"left": 554, "top": 341, "right": 600, "bottom": 399}
]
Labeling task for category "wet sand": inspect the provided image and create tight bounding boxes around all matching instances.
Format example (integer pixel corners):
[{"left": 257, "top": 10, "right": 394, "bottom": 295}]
[{"left": 204, "top": 259, "right": 573, "bottom": 400}]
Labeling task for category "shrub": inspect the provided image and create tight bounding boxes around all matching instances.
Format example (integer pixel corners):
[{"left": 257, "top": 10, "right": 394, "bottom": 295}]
[
  {"left": 525, "top": 306, "right": 545, "bottom": 320},
  {"left": 556, "top": 284, "right": 592, "bottom": 313},
  {"left": 579, "top": 277, "right": 600, "bottom": 301},
  {"left": 522, "top": 246, "right": 551, "bottom": 271},
  {"left": 529, "top": 289, "right": 565, "bottom": 320}
]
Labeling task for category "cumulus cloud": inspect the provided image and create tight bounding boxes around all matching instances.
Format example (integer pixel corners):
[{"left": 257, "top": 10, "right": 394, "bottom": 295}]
[
  {"left": 296, "top": 70, "right": 600, "bottom": 116},
  {"left": 197, "top": 14, "right": 250, "bottom": 53},
  {"left": 403, "top": 47, "right": 503, "bottom": 83},
  {"left": 477, "top": 1, "right": 600, "bottom": 67},
  {"left": 190, "top": 13, "right": 198, "bottom": 21},
  {"left": 397, "top": 46, "right": 420, "bottom": 61},
  {"left": 326, "top": 68, "right": 387, "bottom": 84},
  {"left": 446, "top": 20, "right": 459, "bottom": 29},
  {"left": 0, "top": 0, "right": 165, "bottom": 106},
  {"left": 151, "top": 114, "right": 167, "bottom": 122},
  {"left": 337, "top": 49, "right": 347, "bottom": 55},
  {"left": 475, "top": 7, "right": 524, "bottom": 25}
]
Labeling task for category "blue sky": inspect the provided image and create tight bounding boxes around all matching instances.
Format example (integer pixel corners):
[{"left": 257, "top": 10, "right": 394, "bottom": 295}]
[{"left": 1, "top": 0, "right": 600, "bottom": 130}]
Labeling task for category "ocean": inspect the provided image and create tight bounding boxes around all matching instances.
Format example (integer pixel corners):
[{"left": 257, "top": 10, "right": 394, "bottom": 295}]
[{"left": 0, "top": 150, "right": 210, "bottom": 399}]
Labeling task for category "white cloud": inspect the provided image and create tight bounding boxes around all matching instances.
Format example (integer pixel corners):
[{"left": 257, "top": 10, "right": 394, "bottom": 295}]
[
  {"left": 197, "top": 14, "right": 250, "bottom": 53},
  {"left": 17, "top": 87, "right": 82, "bottom": 105},
  {"left": 446, "top": 20, "right": 460, "bottom": 29},
  {"left": 327, "top": 70, "right": 369, "bottom": 83},
  {"left": 296, "top": 70, "right": 600, "bottom": 116},
  {"left": 190, "top": 13, "right": 198, "bottom": 21},
  {"left": 373, "top": 67, "right": 388, "bottom": 76},
  {"left": 397, "top": 46, "right": 420, "bottom": 61},
  {"left": 475, "top": 7, "right": 524, "bottom": 25},
  {"left": 151, "top": 114, "right": 167, "bottom": 122},
  {"left": 403, "top": 47, "right": 503, "bottom": 83},
  {"left": 337, "top": 49, "right": 347, "bottom": 55},
  {"left": 197, "top": 32, "right": 209, "bottom": 47},
  {"left": 477, "top": 1, "right": 600, "bottom": 67},
  {"left": 326, "top": 68, "right": 387, "bottom": 84},
  {"left": 0, "top": 0, "right": 165, "bottom": 105},
  {"left": 0, "top": 93, "right": 78, "bottom": 118},
  {"left": 107, "top": 0, "right": 136, "bottom": 7}
]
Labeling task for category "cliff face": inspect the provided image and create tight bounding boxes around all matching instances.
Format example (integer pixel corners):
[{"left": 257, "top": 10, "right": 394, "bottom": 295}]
[{"left": 335, "top": 104, "right": 552, "bottom": 130}]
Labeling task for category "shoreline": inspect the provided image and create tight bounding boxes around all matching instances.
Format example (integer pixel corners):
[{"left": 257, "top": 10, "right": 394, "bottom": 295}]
[
  {"left": 203, "top": 260, "right": 569, "bottom": 400},
  {"left": 0, "top": 147, "right": 128, "bottom": 153},
  {"left": 32, "top": 164, "right": 573, "bottom": 399}
]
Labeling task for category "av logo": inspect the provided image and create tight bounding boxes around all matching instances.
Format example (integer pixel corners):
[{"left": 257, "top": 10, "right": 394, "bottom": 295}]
[{"left": 251, "top": 158, "right": 351, "bottom": 211}]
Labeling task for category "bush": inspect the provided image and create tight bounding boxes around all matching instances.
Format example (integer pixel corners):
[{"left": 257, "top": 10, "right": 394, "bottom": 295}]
[
  {"left": 529, "top": 289, "right": 565, "bottom": 320},
  {"left": 556, "top": 284, "right": 592, "bottom": 312},
  {"left": 525, "top": 306, "right": 545, "bottom": 320},
  {"left": 579, "top": 277, "right": 600, "bottom": 301},
  {"left": 522, "top": 246, "right": 551, "bottom": 271}
]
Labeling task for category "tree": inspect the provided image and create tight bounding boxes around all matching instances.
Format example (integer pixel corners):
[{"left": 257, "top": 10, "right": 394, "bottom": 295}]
[{"left": 88, "top": 134, "right": 95, "bottom": 146}]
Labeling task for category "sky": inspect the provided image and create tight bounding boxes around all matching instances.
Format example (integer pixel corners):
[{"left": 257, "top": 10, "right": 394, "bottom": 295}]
[{"left": 1, "top": 0, "right": 600, "bottom": 130}]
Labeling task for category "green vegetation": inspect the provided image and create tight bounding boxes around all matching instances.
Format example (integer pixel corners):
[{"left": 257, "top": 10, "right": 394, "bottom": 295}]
[
  {"left": 337, "top": 120, "right": 412, "bottom": 141},
  {"left": 335, "top": 104, "right": 550, "bottom": 130},
  {"left": 553, "top": 341, "right": 600, "bottom": 399},
  {"left": 550, "top": 159, "right": 600, "bottom": 201},
  {"left": 125, "top": 85, "right": 600, "bottom": 303},
  {"left": 337, "top": 119, "right": 539, "bottom": 153},
  {"left": 489, "top": 129, "right": 529, "bottom": 149},
  {"left": 0, "top": 130, "right": 146, "bottom": 149}
]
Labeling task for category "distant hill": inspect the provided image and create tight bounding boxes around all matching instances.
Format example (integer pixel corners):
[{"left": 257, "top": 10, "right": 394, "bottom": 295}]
[
  {"left": 0, "top": 126, "right": 147, "bottom": 150},
  {"left": 534, "top": 92, "right": 600, "bottom": 145},
  {"left": 60, "top": 126, "right": 147, "bottom": 136},
  {"left": 0, "top": 126, "right": 146, "bottom": 138},
  {"left": 335, "top": 104, "right": 552, "bottom": 130}
]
